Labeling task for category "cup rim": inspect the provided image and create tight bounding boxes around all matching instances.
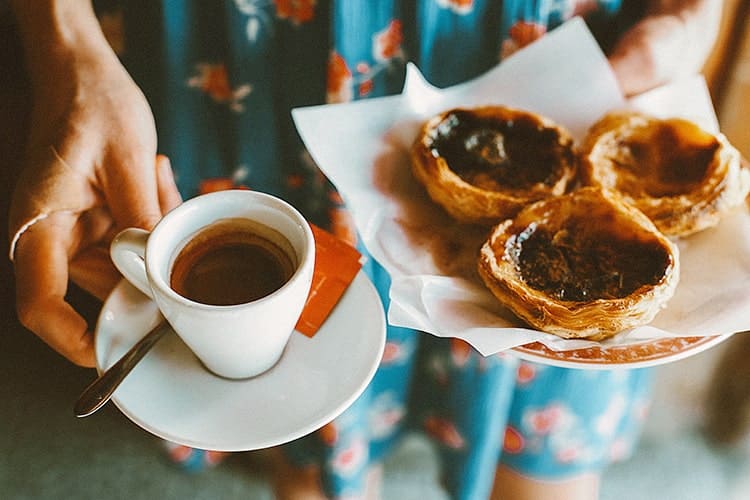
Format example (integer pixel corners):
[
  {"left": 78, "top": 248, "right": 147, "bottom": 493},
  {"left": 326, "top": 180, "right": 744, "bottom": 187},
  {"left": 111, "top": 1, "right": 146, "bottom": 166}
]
[{"left": 145, "top": 190, "right": 315, "bottom": 310}]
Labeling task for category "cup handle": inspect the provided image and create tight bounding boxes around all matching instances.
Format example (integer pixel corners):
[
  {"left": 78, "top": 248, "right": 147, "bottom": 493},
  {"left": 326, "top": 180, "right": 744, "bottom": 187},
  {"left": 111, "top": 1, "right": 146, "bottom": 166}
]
[{"left": 110, "top": 228, "right": 154, "bottom": 299}]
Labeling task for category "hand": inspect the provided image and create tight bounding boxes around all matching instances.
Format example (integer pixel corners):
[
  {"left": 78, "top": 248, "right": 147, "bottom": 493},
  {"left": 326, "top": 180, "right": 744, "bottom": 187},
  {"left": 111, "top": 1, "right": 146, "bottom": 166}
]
[
  {"left": 608, "top": 0, "right": 723, "bottom": 96},
  {"left": 9, "top": 1, "right": 181, "bottom": 367}
]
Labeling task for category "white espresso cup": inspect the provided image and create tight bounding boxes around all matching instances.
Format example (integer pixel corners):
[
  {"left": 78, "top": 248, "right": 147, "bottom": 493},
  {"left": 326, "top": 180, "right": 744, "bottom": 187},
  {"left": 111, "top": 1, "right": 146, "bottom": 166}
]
[{"left": 110, "top": 190, "right": 315, "bottom": 379}]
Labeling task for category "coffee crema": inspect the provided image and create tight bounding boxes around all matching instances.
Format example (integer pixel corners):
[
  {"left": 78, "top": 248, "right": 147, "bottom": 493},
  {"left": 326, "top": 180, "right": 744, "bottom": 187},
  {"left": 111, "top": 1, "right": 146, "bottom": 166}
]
[{"left": 170, "top": 218, "right": 297, "bottom": 306}]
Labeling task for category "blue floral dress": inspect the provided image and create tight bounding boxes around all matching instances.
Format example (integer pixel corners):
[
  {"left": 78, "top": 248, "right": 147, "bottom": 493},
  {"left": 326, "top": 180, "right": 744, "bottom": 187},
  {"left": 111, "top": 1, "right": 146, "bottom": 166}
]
[{"left": 95, "top": 1, "right": 653, "bottom": 498}]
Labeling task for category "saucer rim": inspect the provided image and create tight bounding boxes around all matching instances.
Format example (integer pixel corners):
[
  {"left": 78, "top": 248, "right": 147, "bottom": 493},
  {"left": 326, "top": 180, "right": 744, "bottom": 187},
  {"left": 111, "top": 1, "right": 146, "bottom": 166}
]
[{"left": 95, "top": 272, "right": 386, "bottom": 451}]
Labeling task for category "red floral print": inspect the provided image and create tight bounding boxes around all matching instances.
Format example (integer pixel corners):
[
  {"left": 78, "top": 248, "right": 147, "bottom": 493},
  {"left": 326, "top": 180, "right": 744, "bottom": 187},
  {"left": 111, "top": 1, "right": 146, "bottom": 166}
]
[
  {"left": 516, "top": 362, "right": 536, "bottom": 384},
  {"left": 199, "top": 65, "right": 230, "bottom": 98},
  {"left": 373, "top": 20, "right": 403, "bottom": 62},
  {"left": 370, "top": 393, "right": 406, "bottom": 438},
  {"left": 555, "top": 446, "right": 581, "bottom": 463},
  {"left": 500, "top": 21, "right": 547, "bottom": 59},
  {"left": 187, "top": 63, "right": 252, "bottom": 112},
  {"left": 168, "top": 444, "right": 194, "bottom": 463},
  {"left": 509, "top": 21, "right": 547, "bottom": 47},
  {"left": 198, "top": 178, "right": 250, "bottom": 194},
  {"left": 382, "top": 341, "right": 407, "bottom": 364},
  {"left": 527, "top": 404, "right": 565, "bottom": 435},
  {"left": 356, "top": 62, "right": 370, "bottom": 74},
  {"left": 503, "top": 426, "right": 525, "bottom": 454},
  {"left": 372, "top": 407, "right": 405, "bottom": 437},
  {"left": 436, "top": 0, "right": 474, "bottom": 15},
  {"left": 450, "top": 338, "right": 472, "bottom": 367},
  {"left": 274, "top": 0, "right": 316, "bottom": 24},
  {"left": 327, "top": 51, "right": 353, "bottom": 103},
  {"left": 330, "top": 437, "right": 367, "bottom": 476},
  {"left": 286, "top": 173, "right": 305, "bottom": 189},
  {"left": 424, "top": 416, "right": 466, "bottom": 449},
  {"left": 358, "top": 80, "right": 374, "bottom": 97},
  {"left": 328, "top": 19, "right": 405, "bottom": 101},
  {"left": 205, "top": 450, "right": 231, "bottom": 465}
]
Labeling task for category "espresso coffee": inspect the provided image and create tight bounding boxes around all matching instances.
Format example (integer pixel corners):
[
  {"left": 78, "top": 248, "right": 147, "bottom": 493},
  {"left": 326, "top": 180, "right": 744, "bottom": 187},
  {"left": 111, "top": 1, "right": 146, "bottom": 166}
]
[{"left": 170, "top": 218, "right": 297, "bottom": 306}]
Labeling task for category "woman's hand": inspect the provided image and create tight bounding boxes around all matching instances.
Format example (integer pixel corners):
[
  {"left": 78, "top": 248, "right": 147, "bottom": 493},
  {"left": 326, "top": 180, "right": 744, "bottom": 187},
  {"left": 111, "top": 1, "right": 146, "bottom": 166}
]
[
  {"left": 9, "top": 1, "right": 181, "bottom": 366},
  {"left": 608, "top": 0, "right": 723, "bottom": 96}
]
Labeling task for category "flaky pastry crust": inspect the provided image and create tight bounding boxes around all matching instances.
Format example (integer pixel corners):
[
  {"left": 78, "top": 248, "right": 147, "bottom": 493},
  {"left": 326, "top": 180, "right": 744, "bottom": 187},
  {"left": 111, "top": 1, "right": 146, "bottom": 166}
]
[
  {"left": 411, "top": 106, "right": 578, "bottom": 225},
  {"left": 580, "top": 111, "right": 750, "bottom": 237},
  {"left": 477, "top": 187, "right": 680, "bottom": 340}
]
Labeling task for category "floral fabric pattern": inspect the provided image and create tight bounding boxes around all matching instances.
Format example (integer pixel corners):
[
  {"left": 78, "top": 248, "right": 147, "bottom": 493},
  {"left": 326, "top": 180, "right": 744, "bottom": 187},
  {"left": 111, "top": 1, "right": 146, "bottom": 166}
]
[
  {"left": 187, "top": 63, "right": 252, "bottom": 112},
  {"left": 95, "top": 1, "right": 652, "bottom": 499}
]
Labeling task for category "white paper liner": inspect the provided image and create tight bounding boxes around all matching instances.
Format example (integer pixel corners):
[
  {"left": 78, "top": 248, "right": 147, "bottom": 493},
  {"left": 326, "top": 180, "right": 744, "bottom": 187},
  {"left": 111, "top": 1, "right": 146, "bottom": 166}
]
[{"left": 292, "top": 18, "right": 750, "bottom": 357}]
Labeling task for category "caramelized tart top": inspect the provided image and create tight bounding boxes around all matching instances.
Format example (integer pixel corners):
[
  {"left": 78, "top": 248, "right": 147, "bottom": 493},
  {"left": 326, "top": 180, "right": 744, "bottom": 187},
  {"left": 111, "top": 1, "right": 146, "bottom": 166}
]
[
  {"left": 478, "top": 187, "right": 680, "bottom": 340},
  {"left": 411, "top": 106, "right": 578, "bottom": 225},
  {"left": 426, "top": 109, "right": 576, "bottom": 194},
  {"left": 580, "top": 111, "right": 749, "bottom": 237}
]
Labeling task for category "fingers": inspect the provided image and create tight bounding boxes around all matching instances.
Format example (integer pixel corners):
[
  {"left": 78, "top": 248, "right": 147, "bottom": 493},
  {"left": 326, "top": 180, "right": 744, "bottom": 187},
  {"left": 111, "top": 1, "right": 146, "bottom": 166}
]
[
  {"left": 65, "top": 154, "right": 182, "bottom": 303},
  {"left": 66, "top": 156, "right": 180, "bottom": 300},
  {"left": 13, "top": 213, "right": 96, "bottom": 367},
  {"left": 12, "top": 158, "right": 166, "bottom": 367},
  {"left": 608, "top": 15, "right": 687, "bottom": 96},
  {"left": 70, "top": 245, "right": 122, "bottom": 301},
  {"left": 66, "top": 205, "right": 120, "bottom": 301},
  {"left": 608, "top": 1, "right": 722, "bottom": 97},
  {"left": 155, "top": 154, "right": 183, "bottom": 213},
  {"left": 100, "top": 148, "right": 164, "bottom": 231},
  {"left": 99, "top": 152, "right": 182, "bottom": 232}
]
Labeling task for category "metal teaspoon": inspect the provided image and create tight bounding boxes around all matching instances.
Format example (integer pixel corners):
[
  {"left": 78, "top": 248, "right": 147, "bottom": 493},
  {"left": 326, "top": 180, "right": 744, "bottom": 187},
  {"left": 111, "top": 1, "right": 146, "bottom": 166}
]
[{"left": 74, "top": 321, "right": 171, "bottom": 418}]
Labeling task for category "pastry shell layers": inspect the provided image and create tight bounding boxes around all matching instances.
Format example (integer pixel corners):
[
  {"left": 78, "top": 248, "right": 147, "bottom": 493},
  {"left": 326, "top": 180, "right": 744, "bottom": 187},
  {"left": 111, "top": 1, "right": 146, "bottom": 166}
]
[
  {"left": 411, "top": 106, "right": 578, "bottom": 225},
  {"left": 478, "top": 187, "right": 680, "bottom": 340},
  {"left": 580, "top": 111, "right": 750, "bottom": 237}
]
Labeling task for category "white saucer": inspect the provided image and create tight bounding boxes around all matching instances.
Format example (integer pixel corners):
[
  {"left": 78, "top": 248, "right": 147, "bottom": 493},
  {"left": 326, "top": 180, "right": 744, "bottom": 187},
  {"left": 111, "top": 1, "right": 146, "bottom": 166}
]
[{"left": 95, "top": 271, "right": 386, "bottom": 451}]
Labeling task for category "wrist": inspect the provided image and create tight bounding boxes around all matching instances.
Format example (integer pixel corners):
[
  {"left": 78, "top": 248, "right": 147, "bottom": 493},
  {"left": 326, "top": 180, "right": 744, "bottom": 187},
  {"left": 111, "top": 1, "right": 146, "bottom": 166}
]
[{"left": 10, "top": 0, "right": 114, "bottom": 87}]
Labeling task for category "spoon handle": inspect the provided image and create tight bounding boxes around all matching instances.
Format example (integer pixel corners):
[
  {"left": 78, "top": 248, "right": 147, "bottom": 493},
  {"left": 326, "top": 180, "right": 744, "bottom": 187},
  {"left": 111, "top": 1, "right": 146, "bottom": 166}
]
[{"left": 74, "top": 321, "right": 171, "bottom": 418}]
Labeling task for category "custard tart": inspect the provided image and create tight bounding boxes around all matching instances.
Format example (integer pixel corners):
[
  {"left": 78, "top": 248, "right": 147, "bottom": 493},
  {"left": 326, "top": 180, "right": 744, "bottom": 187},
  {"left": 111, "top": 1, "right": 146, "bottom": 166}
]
[
  {"left": 580, "top": 111, "right": 750, "bottom": 237},
  {"left": 411, "top": 106, "right": 578, "bottom": 225},
  {"left": 477, "top": 187, "right": 680, "bottom": 340}
]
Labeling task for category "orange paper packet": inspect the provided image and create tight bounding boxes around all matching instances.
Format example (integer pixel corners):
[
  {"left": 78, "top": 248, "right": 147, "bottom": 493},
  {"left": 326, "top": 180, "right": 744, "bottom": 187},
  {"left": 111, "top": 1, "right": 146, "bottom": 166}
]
[{"left": 296, "top": 224, "right": 364, "bottom": 337}]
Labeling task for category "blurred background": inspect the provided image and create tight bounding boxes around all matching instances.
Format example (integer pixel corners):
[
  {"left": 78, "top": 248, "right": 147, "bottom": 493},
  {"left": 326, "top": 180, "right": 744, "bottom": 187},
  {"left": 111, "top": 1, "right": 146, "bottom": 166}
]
[{"left": 2, "top": 2, "right": 750, "bottom": 499}]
